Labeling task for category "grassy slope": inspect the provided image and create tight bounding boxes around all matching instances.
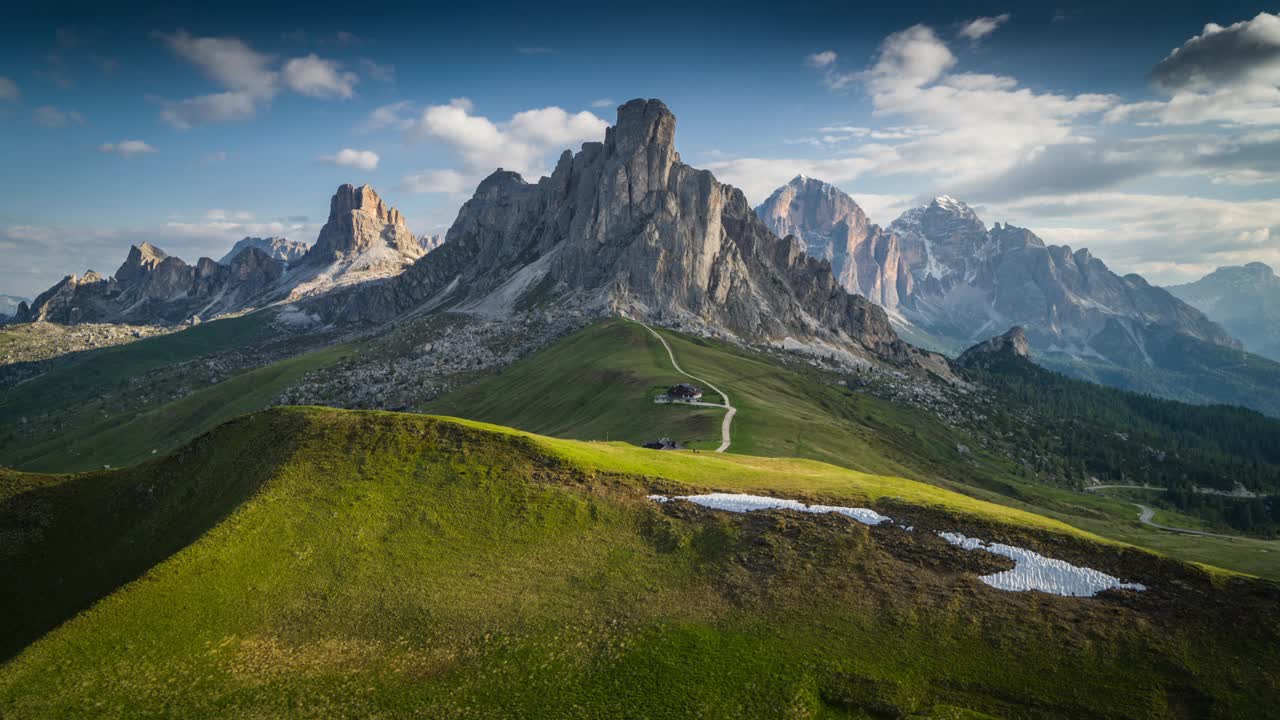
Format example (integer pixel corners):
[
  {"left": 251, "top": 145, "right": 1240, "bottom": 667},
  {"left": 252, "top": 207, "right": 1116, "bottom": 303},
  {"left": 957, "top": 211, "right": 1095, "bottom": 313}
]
[
  {"left": 427, "top": 319, "right": 1280, "bottom": 579},
  {"left": 3, "top": 343, "right": 353, "bottom": 473},
  {"left": 2, "top": 407, "right": 1276, "bottom": 718},
  {"left": 0, "top": 312, "right": 273, "bottom": 424}
]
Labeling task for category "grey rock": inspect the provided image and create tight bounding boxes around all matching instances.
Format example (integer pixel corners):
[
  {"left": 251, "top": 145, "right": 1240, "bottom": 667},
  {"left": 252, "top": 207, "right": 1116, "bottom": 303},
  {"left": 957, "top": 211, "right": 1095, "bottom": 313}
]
[
  {"left": 219, "top": 237, "right": 309, "bottom": 265},
  {"left": 1167, "top": 262, "right": 1280, "bottom": 361}
]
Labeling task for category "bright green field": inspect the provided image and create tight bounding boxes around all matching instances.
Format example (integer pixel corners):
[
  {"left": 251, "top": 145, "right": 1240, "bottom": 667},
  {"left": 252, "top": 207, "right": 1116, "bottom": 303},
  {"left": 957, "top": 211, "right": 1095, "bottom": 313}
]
[
  {"left": 427, "top": 319, "right": 1280, "bottom": 580},
  {"left": 2, "top": 407, "right": 1276, "bottom": 718}
]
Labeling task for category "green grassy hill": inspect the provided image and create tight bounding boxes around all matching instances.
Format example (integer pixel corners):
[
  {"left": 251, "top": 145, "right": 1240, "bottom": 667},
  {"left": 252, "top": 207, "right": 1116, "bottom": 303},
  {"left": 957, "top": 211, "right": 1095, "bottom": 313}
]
[
  {"left": 427, "top": 320, "right": 1280, "bottom": 579},
  {"left": 2, "top": 407, "right": 1276, "bottom": 718}
]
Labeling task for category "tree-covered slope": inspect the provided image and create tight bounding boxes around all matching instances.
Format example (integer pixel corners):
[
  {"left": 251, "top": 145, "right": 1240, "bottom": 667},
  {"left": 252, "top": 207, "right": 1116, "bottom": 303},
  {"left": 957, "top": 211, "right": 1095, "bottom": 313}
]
[{"left": 2, "top": 407, "right": 1276, "bottom": 718}]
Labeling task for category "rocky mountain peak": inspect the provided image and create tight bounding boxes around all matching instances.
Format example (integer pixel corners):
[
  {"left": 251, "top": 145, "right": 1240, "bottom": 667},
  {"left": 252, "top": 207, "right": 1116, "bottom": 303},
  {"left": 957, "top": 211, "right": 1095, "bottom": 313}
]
[
  {"left": 608, "top": 99, "right": 676, "bottom": 164},
  {"left": 328, "top": 183, "right": 406, "bottom": 228},
  {"left": 955, "top": 326, "right": 1031, "bottom": 368},
  {"left": 323, "top": 98, "right": 937, "bottom": 371},
  {"left": 301, "top": 184, "right": 421, "bottom": 268},
  {"left": 220, "top": 237, "right": 309, "bottom": 265},
  {"left": 115, "top": 242, "right": 171, "bottom": 285}
]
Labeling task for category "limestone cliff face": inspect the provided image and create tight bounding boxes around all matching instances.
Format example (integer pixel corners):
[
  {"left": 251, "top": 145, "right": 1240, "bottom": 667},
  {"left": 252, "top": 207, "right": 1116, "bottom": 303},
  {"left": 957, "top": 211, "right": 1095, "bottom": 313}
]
[
  {"left": 326, "top": 99, "right": 928, "bottom": 366},
  {"left": 755, "top": 177, "right": 913, "bottom": 309},
  {"left": 300, "top": 184, "right": 421, "bottom": 268}
]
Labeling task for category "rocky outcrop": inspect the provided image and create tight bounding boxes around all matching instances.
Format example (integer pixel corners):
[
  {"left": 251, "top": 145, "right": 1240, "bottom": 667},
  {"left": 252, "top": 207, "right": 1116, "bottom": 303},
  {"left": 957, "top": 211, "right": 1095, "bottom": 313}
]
[
  {"left": 299, "top": 184, "right": 421, "bottom": 268},
  {"left": 219, "top": 237, "right": 308, "bottom": 265},
  {"left": 14, "top": 243, "right": 284, "bottom": 325},
  {"left": 955, "top": 326, "right": 1030, "bottom": 369},
  {"left": 1168, "top": 263, "right": 1280, "bottom": 361},
  {"left": 418, "top": 234, "right": 444, "bottom": 253},
  {"left": 316, "top": 99, "right": 937, "bottom": 369},
  {"left": 755, "top": 177, "right": 913, "bottom": 309}
]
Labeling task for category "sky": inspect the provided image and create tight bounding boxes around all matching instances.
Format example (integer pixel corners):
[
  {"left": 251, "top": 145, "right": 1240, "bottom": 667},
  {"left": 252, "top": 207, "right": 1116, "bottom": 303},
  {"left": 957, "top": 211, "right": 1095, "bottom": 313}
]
[{"left": 1, "top": 0, "right": 1278, "bottom": 297}]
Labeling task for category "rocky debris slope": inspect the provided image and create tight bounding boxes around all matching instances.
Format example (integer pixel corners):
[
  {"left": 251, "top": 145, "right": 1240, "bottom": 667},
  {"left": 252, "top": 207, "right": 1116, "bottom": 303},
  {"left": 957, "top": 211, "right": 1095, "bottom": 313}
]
[
  {"left": 756, "top": 176, "right": 913, "bottom": 309},
  {"left": 14, "top": 244, "right": 285, "bottom": 326},
  {"left": 219, "top": 236, "right": 308, "bottom": 265},
  {"left": 0, "top": 322, "right": 175, "bottom": 387},
  {"left": 278, "top": 308, "right": 591, "bottom": 410},
  {"left": 314, "top": 99, "right": 940, "bottom": 371},
  {"left": 1167, "top": 262, "right": 1280, "bottom": 362}
]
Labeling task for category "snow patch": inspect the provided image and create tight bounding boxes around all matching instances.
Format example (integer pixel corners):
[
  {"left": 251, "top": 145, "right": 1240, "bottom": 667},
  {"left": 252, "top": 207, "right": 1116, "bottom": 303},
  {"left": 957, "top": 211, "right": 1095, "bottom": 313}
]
[
  {"left": 647, "top": 493, "right": 1147, "bottom": 598},
  {"left": 646, "top": 492, "right": 890, "bottom": 526},
  {"left": 938, "top": 531, "right": 1146, "bottom": 597}
]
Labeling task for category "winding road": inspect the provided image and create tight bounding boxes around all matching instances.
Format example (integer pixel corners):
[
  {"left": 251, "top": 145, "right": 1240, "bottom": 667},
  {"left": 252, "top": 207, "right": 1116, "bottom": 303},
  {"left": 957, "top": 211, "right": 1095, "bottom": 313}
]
[
  {"left": 1084, "top": 485, "right": 1249, "bottom": 540},
  {"left": 635, "top": 321, "right": 736, "bottom": 453}
]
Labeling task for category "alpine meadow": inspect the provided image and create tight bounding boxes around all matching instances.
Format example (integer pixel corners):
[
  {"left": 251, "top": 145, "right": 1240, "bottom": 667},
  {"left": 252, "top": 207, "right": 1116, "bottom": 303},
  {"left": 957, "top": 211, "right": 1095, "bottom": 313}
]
[{"left": 2, "top": 2, "right": 1279, "bottom": 718}]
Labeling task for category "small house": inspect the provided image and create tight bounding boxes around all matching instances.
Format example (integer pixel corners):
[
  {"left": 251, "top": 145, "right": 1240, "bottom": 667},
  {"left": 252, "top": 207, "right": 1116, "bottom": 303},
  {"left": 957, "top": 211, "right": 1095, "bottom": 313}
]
[
  {"left": 667, "top": 383, "right": 703, "bottom": 401},
  {"left": 642, "top": 437, "right": 681, "bottom": 450}
]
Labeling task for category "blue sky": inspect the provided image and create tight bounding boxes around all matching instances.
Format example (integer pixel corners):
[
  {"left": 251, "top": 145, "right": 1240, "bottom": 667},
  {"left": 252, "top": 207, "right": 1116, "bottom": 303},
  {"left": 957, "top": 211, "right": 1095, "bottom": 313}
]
[{"left": 2, "top": 1, "right": 1278, "bottom": 297}]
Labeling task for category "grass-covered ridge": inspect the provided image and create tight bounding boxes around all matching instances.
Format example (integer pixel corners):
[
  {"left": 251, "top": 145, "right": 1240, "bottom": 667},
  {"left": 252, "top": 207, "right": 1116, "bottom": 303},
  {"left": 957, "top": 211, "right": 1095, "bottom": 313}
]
[
  {"left": 426, "top": 319, "right": 1280, "bottom": 579},
  {"left": 2, "top": 407, "right": 1277, "bottom": 718}
]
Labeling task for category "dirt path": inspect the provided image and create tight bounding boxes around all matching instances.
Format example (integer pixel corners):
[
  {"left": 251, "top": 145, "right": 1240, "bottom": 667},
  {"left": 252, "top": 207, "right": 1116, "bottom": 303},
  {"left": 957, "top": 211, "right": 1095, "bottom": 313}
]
[
  {"left": 635, "top": 321, "right": 736, "bottom": 452},
  {"left": 1084, "top": 485, "right": 1251, "bottom": 540}
]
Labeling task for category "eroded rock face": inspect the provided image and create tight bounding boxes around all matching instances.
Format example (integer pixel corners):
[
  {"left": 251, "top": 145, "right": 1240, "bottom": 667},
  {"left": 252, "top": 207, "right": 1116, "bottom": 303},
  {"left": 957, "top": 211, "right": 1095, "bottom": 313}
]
[
  {"left": 955, "top": 326, "right": 1031, "bottom": 368},
  {"left": 15, "top": 242, "right": 285, "bottom": 325},
  {"left": 301, "top": 184, "right": 422, "bottom": 268},
  {"left": 756, "top": 177, "right": 913, "bottom": 309},
  {"left": 320, "top": 99, "right": 933, "bottom": 368}
]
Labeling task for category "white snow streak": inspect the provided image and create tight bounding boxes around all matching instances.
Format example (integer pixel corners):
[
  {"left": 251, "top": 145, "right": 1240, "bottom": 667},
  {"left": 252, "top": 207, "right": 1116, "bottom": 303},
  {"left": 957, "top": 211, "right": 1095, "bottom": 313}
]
[
  {"left": 938, "top": 531, "right": 1147, "bottom": 597},
  {"left": 647, "top": 492, "right": 1146, "bottom": 598}
]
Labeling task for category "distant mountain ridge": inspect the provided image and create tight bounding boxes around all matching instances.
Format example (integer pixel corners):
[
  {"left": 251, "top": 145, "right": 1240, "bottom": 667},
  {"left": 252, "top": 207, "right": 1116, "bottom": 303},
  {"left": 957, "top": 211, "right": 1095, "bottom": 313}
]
[
  {"left": 14, "top": 184, "right": 422, "bottom": 325},
  {"left": 1167, "top": 262, "right": 1280, "bottom": 362},
  {"left": 752, "top": 177, "right": 1280, "bottom": 416},
  {"left": 218, "top": 237, "right": 309, "bottom": 265}
]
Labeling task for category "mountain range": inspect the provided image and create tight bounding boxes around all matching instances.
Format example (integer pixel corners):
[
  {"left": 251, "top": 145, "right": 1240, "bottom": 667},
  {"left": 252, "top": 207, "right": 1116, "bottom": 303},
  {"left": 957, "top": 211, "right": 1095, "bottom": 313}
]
[
  {"left": 756, "top": 175, "right": 1280, "bottom": 414},
  {"left": 13, "top": 183, "right": 423, "bottom": 326},
  {"left": 10, "top": 100, "right": 1280, "bottom": 415},
  {"left": 1168, "top": 262, "right": 1280, "bottom": 362}
]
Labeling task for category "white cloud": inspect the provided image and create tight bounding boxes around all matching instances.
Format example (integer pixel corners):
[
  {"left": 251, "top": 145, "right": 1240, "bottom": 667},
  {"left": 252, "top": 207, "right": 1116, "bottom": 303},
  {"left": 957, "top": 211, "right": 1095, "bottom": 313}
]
[
  {"left": 982, "top": 191, "right": 1280, "bottom": 284},
  {"left": 204, "top": 151, "right": 228, "bottom": 163},
  {"left": 1106, "top": 12, "right": 1280, "bottom": 127},
  {"left": 156, "top": 30, "right": 361, "bottom": 127},
  {"left": 406, "top": 99, "right": 608, "bottom": 186},
  {"left": 358, "top": 100, "right": 415, "bottom": 133},
  {"left": 156, "top": 30, "right": 278, "bottom": 99},
  {"left": 0, "top": 76, "right": 18, "bottom": 102},
  {"left": 400, "top": 169, "right": 471, "bottom": 194},
  {"left": 33, "top": 106, "right": 85, "bottom": 128},
  {"left": 360, "top": 58, "right": 395, "bottom": 84},
  {"left": 591, "top": 98, "right": 615, "bottom": 108},
  {"left": 806, "top": 50, "right": 837, "bottom": 68},
  {"left": 958, "top": 14, "right": 1011, "bottom": 42},
  {"left": 161, "top": 91, "right": 257, "bottom": 130},
  {"left": 321, "top": 148, "right": 379, "bottom": 171},
  {"left": 283, "top": 54, "right": 359, "bottom": 99},
  {"left": 780, "top": 24, "right": 1116, "bottom": 198},
  {"left": 205, "top": 209, "right": 254, "bottom": 221},
  {"left": 98, "top": 140, "right": 156, "bottom": 157}
]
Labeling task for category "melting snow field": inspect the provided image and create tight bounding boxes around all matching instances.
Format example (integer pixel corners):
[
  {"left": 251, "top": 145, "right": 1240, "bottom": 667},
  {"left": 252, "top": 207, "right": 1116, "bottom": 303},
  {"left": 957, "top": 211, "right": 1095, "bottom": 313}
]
[
  {"left": 647, "top": 492, "right": 891, "bottom": 526},
  {"left": 937, "top": 532, "right": 1147, "bottom": 597},
  {"left": 648, "top": 492, "right": 1146, "bottom": 598}
]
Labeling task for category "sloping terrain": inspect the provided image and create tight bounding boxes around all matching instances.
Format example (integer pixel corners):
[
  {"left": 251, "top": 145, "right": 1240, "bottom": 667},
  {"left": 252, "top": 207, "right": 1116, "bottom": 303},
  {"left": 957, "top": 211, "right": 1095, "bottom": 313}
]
[
  {"left": 2, "top": 407, "right": 1276, "bottom": 718},
  {"left": 427, "top": 319, "right": 1280, "bottom": 578}
]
